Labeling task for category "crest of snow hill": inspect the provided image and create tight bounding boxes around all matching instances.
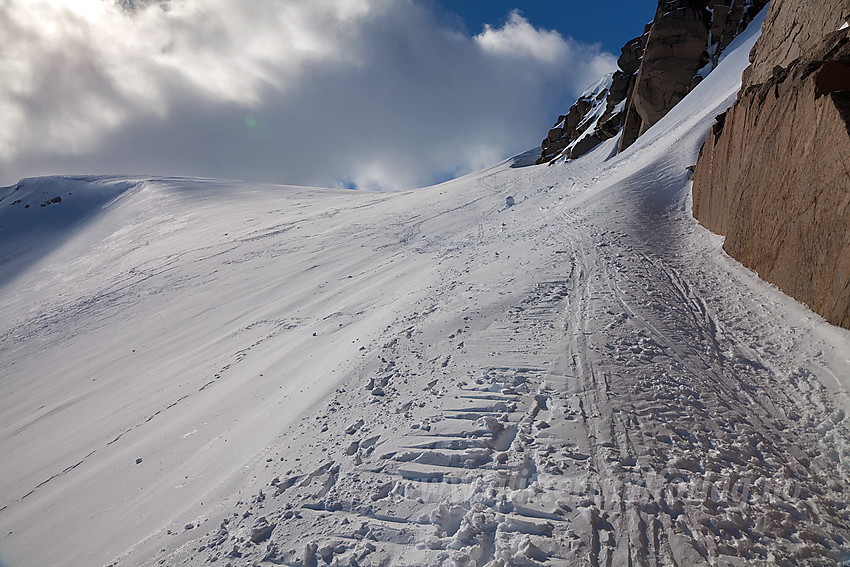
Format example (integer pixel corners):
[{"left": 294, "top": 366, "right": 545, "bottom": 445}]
[{"left": 540, "top": 0, "right": 850, "bottom": 330}]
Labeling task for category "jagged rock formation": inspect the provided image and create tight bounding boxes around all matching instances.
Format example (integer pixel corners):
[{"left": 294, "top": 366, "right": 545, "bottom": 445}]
[
  {"left": 537, "top": 0, "right": 766, "bottom": 164},
  {"left": 618, "top": 0, "right": 766, "bottom": 151},
  {"left": 536, "top": 32, "right": 648, "bottom": 164},
  {"left": 693, "top": 0, "right": 850, "bottom": 328}
]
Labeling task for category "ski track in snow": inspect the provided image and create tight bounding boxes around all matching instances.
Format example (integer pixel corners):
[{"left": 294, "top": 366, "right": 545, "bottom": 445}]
[{"left": 1, "top": 9, "right": 850, "bottom": 566}]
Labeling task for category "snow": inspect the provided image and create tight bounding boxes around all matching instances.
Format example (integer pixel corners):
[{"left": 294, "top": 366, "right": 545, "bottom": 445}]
[
  {"left": 1, "top": 5, "right": 849, "bottom": 566},
  {"left": 548, "top": 73, "right": 613, "bottom": 163},
  {"left": 580, "top": 74, "right": 613, "bottom": 103}
]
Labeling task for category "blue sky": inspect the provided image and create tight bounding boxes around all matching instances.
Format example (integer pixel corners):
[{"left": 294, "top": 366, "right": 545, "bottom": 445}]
[
  {"left": 0, "top": 1, "right": 655, "bottom": 190},
  {"left": 432, "top": 1, "right": 658, "bottom": 54}
]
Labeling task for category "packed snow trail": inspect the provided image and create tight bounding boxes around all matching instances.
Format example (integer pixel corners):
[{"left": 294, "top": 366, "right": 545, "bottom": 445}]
[{"left": 1, "top": 7, "right": 849, "bottom": 566}]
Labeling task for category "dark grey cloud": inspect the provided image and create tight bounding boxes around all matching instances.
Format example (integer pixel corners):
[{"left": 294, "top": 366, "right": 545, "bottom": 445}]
[{"left": 0, "top": 1, "right": 615, "bottom": 189}]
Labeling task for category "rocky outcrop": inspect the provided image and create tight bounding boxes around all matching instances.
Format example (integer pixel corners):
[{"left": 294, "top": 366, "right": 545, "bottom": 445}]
[
  {"left": 536, "top": 31, "right": 649, "bottom": 164},
  {"left": 619, "top": 1, "right": 711, "bottom": 149},
  {"left": 538, "top": 0, "right": 766, "bottom": 164},
  {"left": 693, "top": 0, "right": 850, "bottom": 328},
  {"left": 619, "top": 0, "right": 766, "bottom": 151}
]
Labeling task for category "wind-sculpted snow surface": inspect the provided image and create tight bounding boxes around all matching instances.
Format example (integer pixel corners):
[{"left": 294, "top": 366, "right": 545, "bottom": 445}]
[{"left": 1, "top": 6, "right": 849, "bottom": 566}]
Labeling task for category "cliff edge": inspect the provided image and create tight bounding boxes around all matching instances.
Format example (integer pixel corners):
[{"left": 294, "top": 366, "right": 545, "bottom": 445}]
[{"left": 692, "top": 0, "right": 850, "bottom": 328}]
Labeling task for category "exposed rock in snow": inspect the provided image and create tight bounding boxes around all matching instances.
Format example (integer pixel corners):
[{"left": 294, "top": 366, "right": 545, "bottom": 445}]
[
  {"left": 537, "top": 36, "right": 648, "bottom": 164},
  {"left": 619, "top": 1, "right": 713, "bottom": 150},
  {"left": 707, "top": 0, "right": 770, "bottom": 69},
  {"left": 619, "top": 0, "right": 767, "bottom": 151}
]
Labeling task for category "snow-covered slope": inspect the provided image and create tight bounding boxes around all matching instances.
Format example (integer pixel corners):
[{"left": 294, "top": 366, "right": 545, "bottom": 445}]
[{"left": 2, "top": 7, "right": 849, "bottom": 566}]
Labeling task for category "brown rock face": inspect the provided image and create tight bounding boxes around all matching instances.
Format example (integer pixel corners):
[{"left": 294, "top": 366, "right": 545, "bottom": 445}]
[
  {"left": 620, "top": 2, "right": 710, "bottom": 149},
  {"left": 708, "top": 0, "right": 765, "bottom": 68},
  {"left": 744, "top": 0, "right": 850, "bottom": 87},
  {"left": 693, "top": 15, "right": 850, "bottom": 328}
]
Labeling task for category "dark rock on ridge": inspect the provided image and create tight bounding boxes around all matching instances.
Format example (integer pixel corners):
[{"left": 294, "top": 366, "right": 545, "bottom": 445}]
[
  {"left": 536, "top": 31, "right": 649, "bottom": 164},
  {"left": 619, "top": 1, "right": 712, "bottom": 150}
]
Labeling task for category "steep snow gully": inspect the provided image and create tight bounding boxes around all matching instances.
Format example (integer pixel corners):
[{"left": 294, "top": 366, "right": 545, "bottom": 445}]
[{"left": 1, "top": 9, "right": 849, "bottom": 567}]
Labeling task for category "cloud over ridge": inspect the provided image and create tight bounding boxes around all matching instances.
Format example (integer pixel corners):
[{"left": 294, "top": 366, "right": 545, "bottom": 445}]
[{"left": 0, "top": 0, "right": 616, "bottom": 189}]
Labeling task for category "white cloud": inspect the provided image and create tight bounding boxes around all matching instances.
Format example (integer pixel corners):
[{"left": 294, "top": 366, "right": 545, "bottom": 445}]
[
  {"left": 475, "top": 10, "right": 568, "bottom": 63},
  {"left": 0, "top": 0, "right": 616, "bottom": 189}
]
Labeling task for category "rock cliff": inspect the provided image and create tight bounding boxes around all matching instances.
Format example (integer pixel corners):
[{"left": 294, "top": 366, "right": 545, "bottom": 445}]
[
  {"left": 537, "top": 0, "right": 766, "bottom": 164},
  {"left": 743, "top": 0, "right": 850, "bottom": 86},
  {"left": 692, "top": 0, "right": 850, "bottom": 328}
]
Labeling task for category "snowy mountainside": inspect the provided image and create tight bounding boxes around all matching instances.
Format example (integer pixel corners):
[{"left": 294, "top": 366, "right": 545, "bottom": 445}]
[
  {"left": 2, "top": 7, "right": 850, "bottom": 566},
  {"left": 538, "top": 0, "right": 769, "bottom": 165},
  {"left": 0, "top": 176, "right": 141, "bottom": 286}
]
